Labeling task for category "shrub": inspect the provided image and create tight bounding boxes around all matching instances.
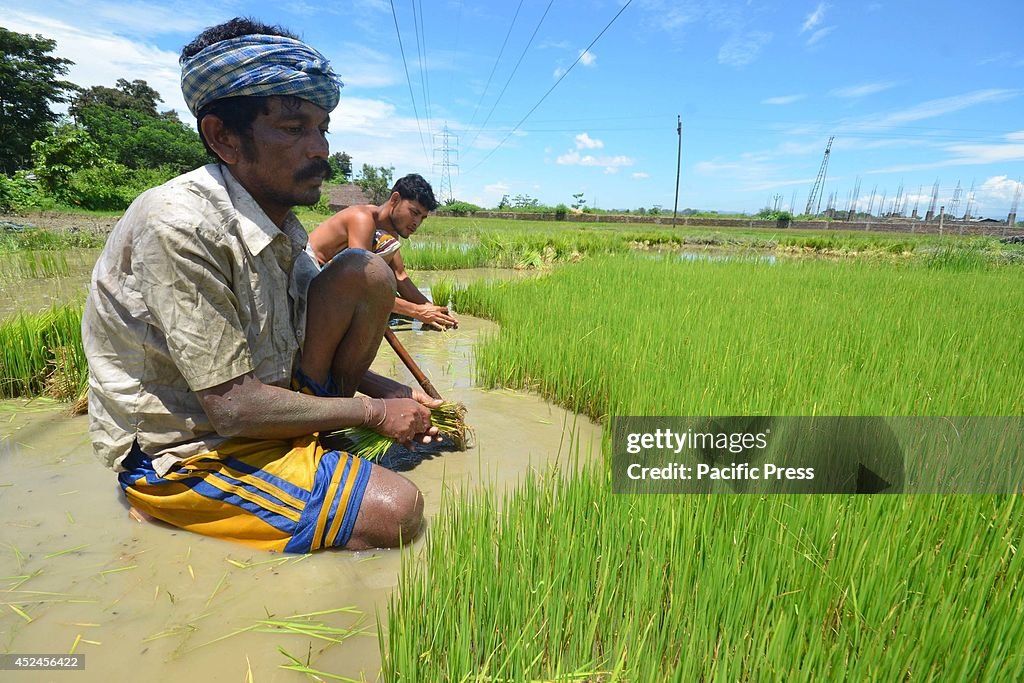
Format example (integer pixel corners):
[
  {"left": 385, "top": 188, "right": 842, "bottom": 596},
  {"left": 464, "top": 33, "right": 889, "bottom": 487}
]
[
  {"left": 0, "top": 172, "right": 47, "bottom": 213},
  {"left": 443, "top": 200, "right": 483, "bottom": 216},
  {"left": 65, "top": 163, "right": 175, "bottom": 211}
]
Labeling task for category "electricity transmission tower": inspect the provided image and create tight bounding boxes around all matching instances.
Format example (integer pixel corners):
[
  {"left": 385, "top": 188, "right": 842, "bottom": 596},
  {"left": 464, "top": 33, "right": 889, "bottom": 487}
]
[
  {"left": 804, "top": 136, "right": 834, "bottom": 216},
  {"left": 432, "top": 124, "right": 459, "bottom": 204}
]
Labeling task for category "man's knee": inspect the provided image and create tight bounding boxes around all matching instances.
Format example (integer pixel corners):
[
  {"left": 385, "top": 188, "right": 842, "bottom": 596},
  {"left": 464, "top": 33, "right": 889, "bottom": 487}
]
[
  {"left": 317, "top": 249, "right": 397, "bottom": 302},
  {"left": 347, "top": 467, "right": 424, "bottom": 549}
]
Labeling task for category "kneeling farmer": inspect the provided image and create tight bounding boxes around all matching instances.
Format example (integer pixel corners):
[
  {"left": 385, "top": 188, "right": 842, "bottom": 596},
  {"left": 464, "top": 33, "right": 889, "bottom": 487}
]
[
  {"left": 83, "top": 17, "right": 440, "bottom": 553},
  {"left": 307, "top": 173, "right": 458, "bottom": 331}
]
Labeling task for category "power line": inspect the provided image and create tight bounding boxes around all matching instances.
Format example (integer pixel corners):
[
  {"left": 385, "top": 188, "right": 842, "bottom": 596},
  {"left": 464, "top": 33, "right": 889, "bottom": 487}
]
[
  {"left": 465, "top": 0, "right": 526, "bottom": 132},
  {"left": 467, "top": 0, "right": 635, "bottom": 173},
  {"left": 411, "top": 0, "right": 433, "bottom": 134},
  {"left": 467, "top": 0, "right": 556, "bottom": 153},
  {"left": 389, "top": 0, "right": 430, "bottom": 164}
]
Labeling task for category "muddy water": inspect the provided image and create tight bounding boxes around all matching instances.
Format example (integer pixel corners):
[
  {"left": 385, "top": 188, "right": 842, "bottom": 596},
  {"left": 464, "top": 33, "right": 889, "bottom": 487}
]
[{"left": 0, "top": 314, "right": 600, "bottom": 682}]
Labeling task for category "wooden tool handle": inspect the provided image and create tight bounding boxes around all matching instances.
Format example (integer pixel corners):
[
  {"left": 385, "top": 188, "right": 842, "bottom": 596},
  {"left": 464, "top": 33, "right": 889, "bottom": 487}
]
[{"left": 384, "top": 327, "right": 443, "bottom": 401}]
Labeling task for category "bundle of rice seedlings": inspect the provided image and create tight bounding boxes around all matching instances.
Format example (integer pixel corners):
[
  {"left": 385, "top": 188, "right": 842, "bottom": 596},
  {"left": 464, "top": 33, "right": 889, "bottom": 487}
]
[{"left": 322, "top": 401, "right": 470, "bottom": 461}]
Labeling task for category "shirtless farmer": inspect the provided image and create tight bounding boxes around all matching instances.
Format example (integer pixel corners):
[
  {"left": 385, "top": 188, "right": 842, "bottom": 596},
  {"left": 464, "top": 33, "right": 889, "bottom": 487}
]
[{"left": 307, "top": 174, "right": 458, "bottom": 331}]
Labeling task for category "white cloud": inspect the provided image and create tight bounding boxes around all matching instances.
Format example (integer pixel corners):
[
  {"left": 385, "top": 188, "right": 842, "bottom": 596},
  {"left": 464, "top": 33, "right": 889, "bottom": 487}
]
[
  {"left": 830, "top": 81, "right": 897, "bottom": 98},
  {"left": 1006, "top": 131, "right": 1024, "bottom": 141},
  {"left": 556, "top": 150, "right": 634, "bottom": 169},
  {"left": 847, "top": 89, "right": 1020, "bottom": 131},
  {"left": 632, "top": 172, "right": 650, "bottom": 179},
  {"left": 575, "top": 133, "right": 604, "bottom": 150},
  {"left": 801, "top": 3, "right": 827, "bottom": 33},
  {"left": 332, "top": 44, "right": 398, "bottom": 89},
  {"left": 553, "top": 66, "right": 566, "bottom": 79},
  {"left": 579, "top": 50, "right": 597, "bottom": 67},
  {"left": 718, "top": 31, "right": 772, "bottom": 67},
  {"left": 867, "top": 140, "right": 1024, "bottom": 174},
  {"left": 978, "top": 176, "right": 1024, "bottom": 203},
  {"left": 1, "top": 10, "right": 188, "bottom": 115},
  {"left": 805, "top": 26, "right": 835, "bottom": 47},
  {"left": 762, "top": 94, "right": 805, "bottom": 105}
]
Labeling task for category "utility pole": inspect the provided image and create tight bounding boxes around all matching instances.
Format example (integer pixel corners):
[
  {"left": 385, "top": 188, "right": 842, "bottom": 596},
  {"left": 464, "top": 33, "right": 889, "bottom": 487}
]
[{"left": 673, "top": 115, "right": 682, "bottom": 227}]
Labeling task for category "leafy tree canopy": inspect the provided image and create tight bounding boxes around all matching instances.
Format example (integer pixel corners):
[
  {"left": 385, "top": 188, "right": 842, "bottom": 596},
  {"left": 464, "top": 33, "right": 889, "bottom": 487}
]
[
  {"left": 328, "top": 151, "right": 353, "bottom": 183},
  {"left": 0, "top": 27, "right": 78, "bottom": 175},
  {"left": 70, "top": 79, "right": 206, "bottom": 174},
  {"left": 355, "top": 164, "right": 395, "bottom": 204}
]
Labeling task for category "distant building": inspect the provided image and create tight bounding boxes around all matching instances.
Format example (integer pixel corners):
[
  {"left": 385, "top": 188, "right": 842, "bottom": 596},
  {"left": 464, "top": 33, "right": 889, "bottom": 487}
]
[
  {"left": 327, "top": 185, "right": 371, "bottom": 212},
  {"left": 967, "top": 217, "right": 1001, "bottom": 224}
]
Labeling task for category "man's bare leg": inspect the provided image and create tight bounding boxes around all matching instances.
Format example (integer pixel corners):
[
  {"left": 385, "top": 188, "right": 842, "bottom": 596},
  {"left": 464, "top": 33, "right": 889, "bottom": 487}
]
[
  {"left": 300, "top": 249, "right": 396, "bottom": 396},
  {"left": 300, "top": 248, "right": 425, "bottom": 549}
]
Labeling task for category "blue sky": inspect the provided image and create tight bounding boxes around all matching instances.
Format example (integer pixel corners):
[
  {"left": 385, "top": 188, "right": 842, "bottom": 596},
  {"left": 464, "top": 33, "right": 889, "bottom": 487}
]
[{"left": 3, "top": 0, "right": 1023, "bottom": 216}]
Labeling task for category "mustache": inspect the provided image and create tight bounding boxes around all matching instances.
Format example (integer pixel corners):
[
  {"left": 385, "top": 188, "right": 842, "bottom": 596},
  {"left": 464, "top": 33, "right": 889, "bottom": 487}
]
[{"left": 294, "top": 159, "right": 332, "bottom": 182}]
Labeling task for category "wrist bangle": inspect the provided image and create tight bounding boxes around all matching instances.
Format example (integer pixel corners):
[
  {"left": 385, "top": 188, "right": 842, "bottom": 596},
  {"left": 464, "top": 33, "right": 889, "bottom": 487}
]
[{"left": 373, "top": 398, "right": 387, "bottom": 428}]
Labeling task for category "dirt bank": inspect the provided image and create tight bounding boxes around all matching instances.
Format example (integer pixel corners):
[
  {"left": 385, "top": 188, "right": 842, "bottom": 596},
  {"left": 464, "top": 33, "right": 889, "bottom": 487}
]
[{"left": 1, "top": 211, "right": 120, "bottom": 234}]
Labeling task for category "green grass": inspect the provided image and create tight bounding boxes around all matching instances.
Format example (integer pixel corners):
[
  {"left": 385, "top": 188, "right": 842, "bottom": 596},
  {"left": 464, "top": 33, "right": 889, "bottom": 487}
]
[{"left": 382, "top": 253, "right": 1024, "bottom": 680}]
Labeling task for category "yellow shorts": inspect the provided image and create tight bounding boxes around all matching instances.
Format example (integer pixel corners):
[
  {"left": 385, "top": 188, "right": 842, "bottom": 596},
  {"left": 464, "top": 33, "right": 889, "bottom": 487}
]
[{"left": 118, "top": 434, "right": 373, "bottom": 553}]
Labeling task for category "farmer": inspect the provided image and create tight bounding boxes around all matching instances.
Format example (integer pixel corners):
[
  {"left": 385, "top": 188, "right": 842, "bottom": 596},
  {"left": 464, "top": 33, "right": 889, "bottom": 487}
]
[
  {"left": 307, "top": 174, "right": 458, "bottom": 330},
  {"left": 82, "top": 17, "right": 441, "bottom": 553}
]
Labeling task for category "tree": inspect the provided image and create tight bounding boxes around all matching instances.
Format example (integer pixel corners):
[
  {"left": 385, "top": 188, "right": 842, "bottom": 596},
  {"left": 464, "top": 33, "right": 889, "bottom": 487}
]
[
  {"left": 69, "top": 78, "right": 161, "bottom": 120},
  {"left": 0, "top": 27, "right": 78, "bottom": 175},
  {"left": 31, "top": 123, "right": 105, "bottom": 198},
  {"left": 355, "top": 164, "right": 395, "bottom": 204},
  {"left": 512, "top": 194, "right": 539, "bottom": 209},
  {"left": 328, "top": 151, "right": 353, "bottom": 183},
  {"left": 70, "top": 79, "right": 206, "bottom": 174}
]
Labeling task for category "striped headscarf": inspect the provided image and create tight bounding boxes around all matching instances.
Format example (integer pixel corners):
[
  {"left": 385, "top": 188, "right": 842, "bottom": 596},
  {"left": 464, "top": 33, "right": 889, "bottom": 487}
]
[{"left": 181, "top": 34, "right": 343, "bottom": 116}]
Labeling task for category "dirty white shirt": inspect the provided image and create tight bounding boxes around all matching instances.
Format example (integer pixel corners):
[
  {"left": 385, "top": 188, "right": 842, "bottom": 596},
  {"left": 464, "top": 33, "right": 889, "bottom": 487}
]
[{"left": 82, "top": 164, "right": 319, "bottom": 475}]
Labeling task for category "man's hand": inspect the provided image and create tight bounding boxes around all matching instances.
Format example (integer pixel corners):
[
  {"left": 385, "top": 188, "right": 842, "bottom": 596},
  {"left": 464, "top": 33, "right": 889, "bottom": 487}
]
[
  {"left": 415, "top": 302, "right": 459, "bottom": 331},
  {"left": 369, "top": 397, "right": 441, "bottom": 447}
]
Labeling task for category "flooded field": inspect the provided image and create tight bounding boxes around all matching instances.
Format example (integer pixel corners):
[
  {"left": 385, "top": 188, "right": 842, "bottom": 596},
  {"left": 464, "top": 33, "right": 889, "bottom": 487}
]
[{"left": 0, "top": 311, "right": 600, "bottom": 681}]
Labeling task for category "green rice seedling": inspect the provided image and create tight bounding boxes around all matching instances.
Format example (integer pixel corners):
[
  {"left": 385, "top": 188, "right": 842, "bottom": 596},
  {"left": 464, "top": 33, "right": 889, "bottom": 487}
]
[
  {"left": 426, "top": 278, "right": 459, "bottom": 313},
  {"left": 0, "top": 227, "right": 107, "bottom": 252},
  {"left": 0, "top": 250, "right": 71, "bottom": 280},
  {"left": 382, "top": 253, "right": 1024, "bottom": 680},
  {"left": 322, "top": 402, "right": 469, "bottom": 460},
  {"left": 0, "top": 303, "right": 87, "bottom": 400}
]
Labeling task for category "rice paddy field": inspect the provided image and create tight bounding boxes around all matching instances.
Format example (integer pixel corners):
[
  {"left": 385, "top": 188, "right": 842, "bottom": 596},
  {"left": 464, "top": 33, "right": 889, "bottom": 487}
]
[{"left": 2, "top": 214, "right": 1023, "bottom": 680}]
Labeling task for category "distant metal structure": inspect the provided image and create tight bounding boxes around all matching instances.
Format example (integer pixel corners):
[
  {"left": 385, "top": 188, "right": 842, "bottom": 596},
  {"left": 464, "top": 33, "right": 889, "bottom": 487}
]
[
  {"left": 925, "top": 179, "right": 940, "bottom": 221},
  {"left": 673, "top": 115, "right": 682, "bottom": 226},
  {"left": 847, "top": 177, "right": 861, "bottom": 219},
  {"left": 432, "top": 124, "right": 459, "bottom": 204},
  {"left": 1009, "top": 179, "right": 1021, "bottom": 226},
  {"left": 948, "top": 181, "right": 963, "bottom": 219},
  {"left": 911, "top": 184, "right": 923, "bottom": 219},
  {"left": 867, "top": 185, "right": 878, "bottom": 217},
  {"left": 963, "top": 179, "right": 976, "bottom": 220},
  {"left": 804, "top": 136, "right": 834, "bottom": 216},
  {"left": 891, "top": 182, "right": 905, "bottom": 217}
]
